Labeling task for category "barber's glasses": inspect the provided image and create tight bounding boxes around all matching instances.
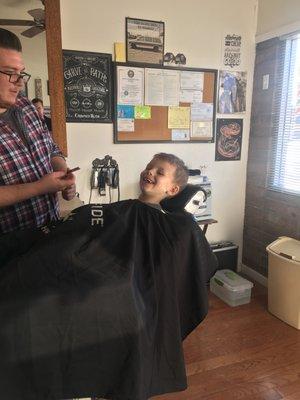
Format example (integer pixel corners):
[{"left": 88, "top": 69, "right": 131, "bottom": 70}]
[{"left": 0, "top": 70, "right": 31, "bottom": 84}]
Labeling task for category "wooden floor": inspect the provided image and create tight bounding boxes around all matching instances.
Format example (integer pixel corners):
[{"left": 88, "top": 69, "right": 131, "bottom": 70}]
[{"left": 154, "top": 281, "right": 300, "bottom": 400}]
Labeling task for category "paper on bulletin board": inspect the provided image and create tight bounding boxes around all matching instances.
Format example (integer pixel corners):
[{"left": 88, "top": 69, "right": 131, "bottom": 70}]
[
  {"left": 134, "top": 105, "right": 151, "bottom": 119},
  {"left": 117, "top": 66, "right": 144, "bottom": 105},
  {"left": 171, "top": 129, "right": 190, "bottom": 141},
  {"left": 179, "top": 89, "right": 203, "bottom": 104},
  {"left": 117, "top": 118, "right": 135, "bottom": 132},
  {"left": 191, "top": 121, "right": 213, "bottom": 138},
  {"left": 163, "top": 69, "right": 180, "bottom": 105},
  {"left": 145, "top": 68, "right": 180, "bottom": 106},
  {"left": 191, "top": 103, "right": 213, "bottom": 121},
  {"left": 168, "top": 106, "right": 190, "bottom": 129},
  {"left": 117, "top": 105, "right": 134, "bottom": 118},
  {"left": 180, "top": 71, "right": 204, "bottom": 91}
]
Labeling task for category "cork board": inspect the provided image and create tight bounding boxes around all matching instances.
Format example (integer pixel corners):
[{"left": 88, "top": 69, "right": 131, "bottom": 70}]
[{"left": 114, "top": 63, "right": 217, "bottom": 143}]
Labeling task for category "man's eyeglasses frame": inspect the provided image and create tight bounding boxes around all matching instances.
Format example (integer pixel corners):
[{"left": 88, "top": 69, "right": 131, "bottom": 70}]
[{"left": 0, "top": 70, "right": 31, "bottom": 84}]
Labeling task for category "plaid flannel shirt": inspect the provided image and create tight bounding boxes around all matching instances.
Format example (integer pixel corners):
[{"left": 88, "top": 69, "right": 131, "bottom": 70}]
[{"left": 0, "top": 96, "right": 63, "bottom": 234}]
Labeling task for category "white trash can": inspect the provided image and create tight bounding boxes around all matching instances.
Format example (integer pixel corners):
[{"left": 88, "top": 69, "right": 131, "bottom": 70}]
[{"left": 266, "top": 236, "right": 300, "bottom": 330}]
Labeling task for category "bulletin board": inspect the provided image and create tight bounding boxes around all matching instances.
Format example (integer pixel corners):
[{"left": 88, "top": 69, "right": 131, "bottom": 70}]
[{"left": 114, "top": 62, "right": 218, "bottom": 143}]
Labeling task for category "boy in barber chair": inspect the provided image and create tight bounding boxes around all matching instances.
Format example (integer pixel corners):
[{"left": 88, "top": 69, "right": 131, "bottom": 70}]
[{"left": 0, "top": 153, "right": 216, "bottom": 400}]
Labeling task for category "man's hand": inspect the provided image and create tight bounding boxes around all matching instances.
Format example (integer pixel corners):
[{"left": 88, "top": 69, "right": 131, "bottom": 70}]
[
  {"left": 61, "top": 168, "right": 77, "bottom": 201},
  {"left": 0, "top": 171, "right": 76, "bottom": 209},
  {"left": 38, "top": 171, "right": 75, "bottom": 194},
  {"left": 62, "top": 183, "right": 76, "bottom": 201}
]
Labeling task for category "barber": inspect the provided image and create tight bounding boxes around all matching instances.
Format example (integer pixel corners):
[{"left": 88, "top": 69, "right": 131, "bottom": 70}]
[{"left": 0, "top": 28, "right": 76, "bottom": 234}]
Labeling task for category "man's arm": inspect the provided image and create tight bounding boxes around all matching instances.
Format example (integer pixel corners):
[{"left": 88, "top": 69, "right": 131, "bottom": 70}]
[
  {"left": 51, "top": 155, "right": 68, "bottom": 172},
  {"left": 0, "top": 171, "right": 75, "bottom": 208}
]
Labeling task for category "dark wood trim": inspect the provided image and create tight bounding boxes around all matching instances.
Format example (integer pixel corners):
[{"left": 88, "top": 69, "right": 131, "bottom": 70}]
[{"left": 44, "top": 0, "right": 67, "bottom": 156}]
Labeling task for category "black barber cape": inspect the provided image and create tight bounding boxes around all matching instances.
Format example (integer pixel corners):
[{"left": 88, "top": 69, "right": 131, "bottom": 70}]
[{"left": 0, "top": 200, "right": 217, "bottom": 400}]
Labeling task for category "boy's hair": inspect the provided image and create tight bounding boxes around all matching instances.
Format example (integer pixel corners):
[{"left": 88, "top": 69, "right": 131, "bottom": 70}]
[
  {"left": 153, "top": 153, "right": 189, "bottom": 191},
  {"left": 0, "top": 28, "right": 22, "bottom": 52},
  {"left": 32, "top": 98, "right": 43, "bottom": 105}
]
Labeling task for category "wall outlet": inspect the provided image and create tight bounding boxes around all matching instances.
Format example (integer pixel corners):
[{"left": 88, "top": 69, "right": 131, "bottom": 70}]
[{"left": 262, "top": 74, "right": 269, "bottom": 90}]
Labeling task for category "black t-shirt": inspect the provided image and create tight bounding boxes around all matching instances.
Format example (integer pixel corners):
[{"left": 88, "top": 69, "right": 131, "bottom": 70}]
[{"left": 44, "top": 115, "right": 52, "bottom": 131}]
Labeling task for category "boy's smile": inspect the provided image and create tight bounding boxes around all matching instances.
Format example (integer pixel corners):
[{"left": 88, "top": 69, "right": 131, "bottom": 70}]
[{"left": 139, "top": 159, "right": 179, "bottom": 203}]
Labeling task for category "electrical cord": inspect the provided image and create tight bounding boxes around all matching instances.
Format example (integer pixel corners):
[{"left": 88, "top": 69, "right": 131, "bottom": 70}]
[
  {"left": 88, "top": 187, "right": 93, "bottom": 204},
  {"left": 109, "top": 186, "right": 112, "bottom": 203}
]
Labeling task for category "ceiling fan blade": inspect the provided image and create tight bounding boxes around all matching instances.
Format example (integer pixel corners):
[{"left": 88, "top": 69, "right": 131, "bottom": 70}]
[
  {"left": 21, "top": 25, "right": 44, "bottom": 38},
  {"left": 0, "top": 19, "right": 35, "bottom": 26},
  {"left": 27, "top": 8, "right": 45, "bottom": 21}
]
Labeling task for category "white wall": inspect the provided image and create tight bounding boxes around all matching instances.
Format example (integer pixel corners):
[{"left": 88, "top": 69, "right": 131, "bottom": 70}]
[
  {"left": 257, "top": 0, "right": 300, "bottom": 41},
  {"left": 60, "top": 0, "right": 258, "bottom": 257},
  {"left": 1, "top": 0, "right": 50, "bottom": 105},
  {"left": 17, "top": 29, "right": 49, "bottom": 106}
]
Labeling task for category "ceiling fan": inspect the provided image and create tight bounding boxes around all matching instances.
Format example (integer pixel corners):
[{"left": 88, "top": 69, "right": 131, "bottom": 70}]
[{"left": 0, "top": 6, "right": 45, "bottom": 38}]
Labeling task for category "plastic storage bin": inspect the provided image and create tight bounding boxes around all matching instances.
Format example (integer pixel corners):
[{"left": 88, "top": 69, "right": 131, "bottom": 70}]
[
  {"left": 266, "top": 236, "right": 300, "bottom": 330},
  {"left": 210, "top": 269, "right": 253, "bottom": 307}
]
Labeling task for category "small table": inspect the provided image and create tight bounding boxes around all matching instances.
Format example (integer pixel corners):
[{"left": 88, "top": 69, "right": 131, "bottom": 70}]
[{"left": 197, "top": 218, "right": 218, "bottom": 235}]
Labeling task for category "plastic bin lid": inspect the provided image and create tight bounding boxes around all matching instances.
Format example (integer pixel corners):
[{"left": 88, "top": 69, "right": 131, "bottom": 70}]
[
  {"left": 266, "top": 236, "right": 300, "bottom": 263},
  {"left": 212, "top": 269, "right": 253, "bottom": 291}
]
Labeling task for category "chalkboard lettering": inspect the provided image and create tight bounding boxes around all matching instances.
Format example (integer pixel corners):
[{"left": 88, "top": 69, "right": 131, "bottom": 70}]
[{"left": 63, "top": 50, "right": 113, "bottom": 123}]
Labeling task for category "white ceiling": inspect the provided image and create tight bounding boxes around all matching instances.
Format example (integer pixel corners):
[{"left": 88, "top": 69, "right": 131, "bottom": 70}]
[{"left": 0, "top": 0, "right": 42, "bottom": 20}]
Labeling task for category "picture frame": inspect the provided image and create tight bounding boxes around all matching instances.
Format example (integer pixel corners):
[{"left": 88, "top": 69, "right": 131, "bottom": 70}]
[
  {"left": 62, "top": 49, "right": 113, "bottom": 123},
  {"left": 126, "top": 17, "right": 165, "bottom": 66},
  {"left": 218, "top": 70, "right": 247, "bottom": 114},
  {"left": 215, "top": 118, "right": 243, "bottom": 161}
]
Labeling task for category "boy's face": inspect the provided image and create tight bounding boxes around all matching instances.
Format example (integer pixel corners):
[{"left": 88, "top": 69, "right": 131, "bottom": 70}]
[{"left": 139, "top": 157, "right": 180, "bottom": 202}]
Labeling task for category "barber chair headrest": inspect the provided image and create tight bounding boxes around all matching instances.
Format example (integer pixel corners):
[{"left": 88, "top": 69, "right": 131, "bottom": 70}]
[{"left": 160, "top": 184, "right": 207, "bottom": 213}]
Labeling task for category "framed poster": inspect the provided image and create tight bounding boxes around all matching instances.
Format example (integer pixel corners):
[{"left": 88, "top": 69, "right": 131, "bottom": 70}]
[
  {"left": 63, "top": 50, "right": 113, "bottom": 123},
  {"left": 218, "top": 70, "right": 247, "bottom": 114},
  {"left": 126, "top": 17, "right": 165, "bottom": 65},
  {"left": 215, "top": 118, "right": 243, "bottom": 161},
  {"left": 222, "top": 34, "right": 242, "bottom": 69}
]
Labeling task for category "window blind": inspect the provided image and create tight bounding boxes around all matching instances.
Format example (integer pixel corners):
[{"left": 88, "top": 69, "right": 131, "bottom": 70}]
[{"left": 268, "top": 34, "right": 300, "bottom": 196}]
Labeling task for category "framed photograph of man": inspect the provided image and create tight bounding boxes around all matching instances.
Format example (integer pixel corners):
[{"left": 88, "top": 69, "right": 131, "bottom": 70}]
[{"left": 126, "top": 17, "right": 165, "bottom": 65}]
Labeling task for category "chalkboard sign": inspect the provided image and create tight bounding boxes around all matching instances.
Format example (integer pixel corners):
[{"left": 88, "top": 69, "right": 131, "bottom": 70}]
[{"left": 63, "top": 50, "right": 113, "bottom": 123}]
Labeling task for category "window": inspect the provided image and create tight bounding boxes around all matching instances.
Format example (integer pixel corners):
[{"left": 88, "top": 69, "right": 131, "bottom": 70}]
[{"left": 268, "top": 34, "right": 300, "bottom": 195}]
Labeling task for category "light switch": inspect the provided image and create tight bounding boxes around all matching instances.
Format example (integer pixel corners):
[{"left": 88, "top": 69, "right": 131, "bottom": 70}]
[{"left": 262, "top": 74, "right": 269, "bottom": 90}]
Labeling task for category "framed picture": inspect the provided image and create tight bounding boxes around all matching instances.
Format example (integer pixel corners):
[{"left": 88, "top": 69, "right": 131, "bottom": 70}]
[
  {"left": 218, "top": 70, "right": 247, "bottom": 114},
  {"left": 215, "top": 118, "right": 243, "bottom": 161},
  {"left": 35, "top": 78, "right": 43, "bottom": 100},
  {"left": 62, "top": 50, "right": 113, "bottom": 123},
  {"left": 126, "top": 17, "right": 165, "bottom": 65}
]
